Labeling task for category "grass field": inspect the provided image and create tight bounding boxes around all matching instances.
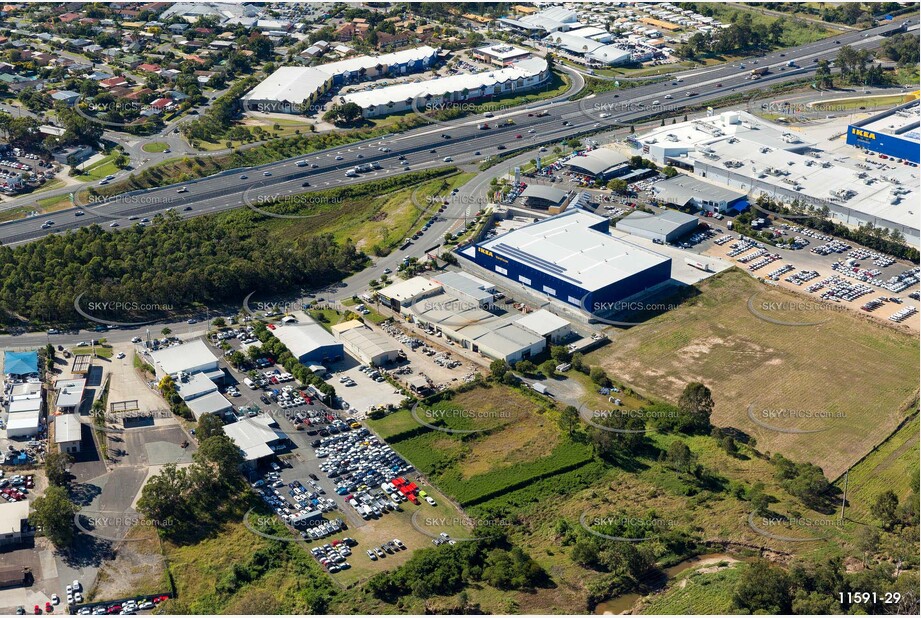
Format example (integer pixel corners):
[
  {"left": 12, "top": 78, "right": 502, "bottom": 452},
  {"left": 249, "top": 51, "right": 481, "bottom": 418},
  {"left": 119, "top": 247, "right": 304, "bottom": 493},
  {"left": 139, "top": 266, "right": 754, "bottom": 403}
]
[
  {"left": 586, "top": 268, "right": 919, "bottom": 479},
  {"left": 639, "top": 563, "right": 743, "bottom": 614},
  {"left": 836, "top": 414, "right": 919, "bottom": 522},
  {"left": 71, "top": 345, "right": 114, "bottom": 359},
  {"left": 812, "top": 91, "right": 919, "bottom": 111},
  {"left": 76, "top": 154, "right": 121, "bottom": 181},
  {"left": 250, "top": 170, "right": 472, "bottom": 254},
  {"left": 141, "top": 142, "right": 170, "bottom": 153}
]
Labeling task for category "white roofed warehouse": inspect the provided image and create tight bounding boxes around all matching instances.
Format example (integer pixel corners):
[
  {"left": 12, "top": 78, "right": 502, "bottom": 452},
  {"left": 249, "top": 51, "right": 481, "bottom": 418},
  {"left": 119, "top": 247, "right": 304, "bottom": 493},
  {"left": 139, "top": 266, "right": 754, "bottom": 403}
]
[
  {"left": 242, "top": 46, "right": 440, "bottom": 114},
  {"left": 566, "top": 148, "right": 632, "bottom": 181},
  {"left": 273, "top": 318, "right": 343, "bottom": 365},
  {"left": 331, "top": 320, "right": 400, "bottom": 367},
  {"left": 339, "top": 57, "right": 550, "bottom": 119},
  {"left": 458, "top": 209, "right": 671, "bottom": 317}
]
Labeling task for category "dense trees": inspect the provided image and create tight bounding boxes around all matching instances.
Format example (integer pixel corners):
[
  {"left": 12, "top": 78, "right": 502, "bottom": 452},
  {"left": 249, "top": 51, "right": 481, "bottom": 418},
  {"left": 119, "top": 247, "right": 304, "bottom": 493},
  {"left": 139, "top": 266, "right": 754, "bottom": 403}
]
[
  {"left": 0, "top": 214, "right": 365, "bottom": 327},
  {"left": 771, "top": 453, "right": 832, "bottom": 509},
  {"left": 366, "top": 531, "right": 546, "bottom": 601},
  {"left": 734, "top": 560, "right": 793, "bottom": 614},
  {"left": 879, "top": 33, "right": 920, "bottom": 67}
]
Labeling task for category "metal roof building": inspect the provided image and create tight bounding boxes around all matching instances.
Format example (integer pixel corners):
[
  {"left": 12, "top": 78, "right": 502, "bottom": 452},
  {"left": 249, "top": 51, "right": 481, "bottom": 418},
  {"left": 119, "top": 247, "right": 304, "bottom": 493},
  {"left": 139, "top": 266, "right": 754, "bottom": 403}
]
[
  {"left": 185, "top": 391, "right": 235, "bottom": 421},
  {"left": 242, "top": 46, "right": 439, "bottom": 114},
  {"left": 459, "top": 209, "right": 671, "bottom": 315},
  {"left": 651, "top": 175, "right": 747, "bottom": 213},
  {"left": 149, "top": 339, "right": 220, "bottom": 379},
  {"left": 54, "top": 414, "right": 82, "bottom": 453},
  {"left": 566, "top": 149, "right": 631, "bottom": 179},
  {"left": 273, "top": 319, "right": 343, "bottom": 365},
  {"left": 54, "top": 379, "right": 86, "bottom": 413},
  {"left": 520, "top": 185, "right": 570, "bottom": 210},
  {"left": 515, "top": 309, "right": 572, "bottom": 344},
  {"left": 616, "top": 209, "right": 701, "bottom": 243},
  {"left": 6, "top": 411, "right": 40, "bottom": 438},
  {"left": 378, "top": 276, "right": 442, "bottom": 312},
  {"left": 340, "top": 57, "right": 549, "bottom": 118},
  {"left": 224, "top": 417, "right": 288, "bottom": 465},
  {"left": 335, "top": 323, "right": 400, "bottom": 367}
]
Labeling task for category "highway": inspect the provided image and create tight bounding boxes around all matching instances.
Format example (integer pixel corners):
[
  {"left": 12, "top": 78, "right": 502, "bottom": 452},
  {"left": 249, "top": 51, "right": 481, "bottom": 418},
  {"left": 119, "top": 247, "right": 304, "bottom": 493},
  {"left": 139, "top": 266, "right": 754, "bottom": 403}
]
[
  {"left": 0, "top": 19, "right": 916, "bottom": 349},
  {"left": 0, "top": 18, "right": 913, "bottom": 249}
]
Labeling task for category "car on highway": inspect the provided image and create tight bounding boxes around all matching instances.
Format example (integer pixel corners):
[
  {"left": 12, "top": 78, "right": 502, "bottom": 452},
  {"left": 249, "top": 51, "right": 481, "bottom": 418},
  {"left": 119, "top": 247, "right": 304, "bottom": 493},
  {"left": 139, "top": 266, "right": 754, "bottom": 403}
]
[
  {"left": 562, "top": 120, "right": 570, "bottom": 126},
  {"left": 263, "top": 171, "right": 271, "bottom": 176},
  {"left": 302, "top": 181, "right": 311, "bottom": 187},
  {"left": 141, "top": 217, "right": 150, "bottom": 223},
  {"left": 335, "top": 155, "right": 343, "bottom": 160},
  {"left": 664, "top": 94, "right": 673, "bottom": 99},
  {"left": 240, "top": 174, "right": 248, "bottom": 179},
  {"left": 177, "top": 186, "right": 188, "bottom": 193},
  {"left": 109, "top": 222, "right": 119, "bottom": 227},
  {"left": 184, "top": 206, "right": 192, "bottom": 211},
  {"left": 497, "top": 145, "right": 506, "bottom": 150},
  {"left": 443, "top": 157, "right": 452, "bottom": 162},
  {"left": 75, "top": 210, "right": 84, "bottom": 216},
  {"left": 356, "top": 154, "right": 364, "bottom": 159},
  {"left": 429, "top": 149, "right": 436, "bottom": 153}
]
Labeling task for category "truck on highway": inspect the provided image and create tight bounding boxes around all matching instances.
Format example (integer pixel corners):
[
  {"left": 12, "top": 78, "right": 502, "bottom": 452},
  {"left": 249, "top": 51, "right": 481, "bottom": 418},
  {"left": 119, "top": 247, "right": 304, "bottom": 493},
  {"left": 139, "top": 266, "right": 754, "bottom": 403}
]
[
  {"left": 751, "top": 67, "right": 769, "bottom": 77},
  {"left": 296, "top": 160, "right": 307, "bottom": 167},
  {"left": 478, "top": 123, "right": 490, "bottom": 130},
  {"left": 345, "top": 168, "right": 358, "bottom": 177},
  {"left": 535, "top": 109, "right": 550, "bottom": 117}
]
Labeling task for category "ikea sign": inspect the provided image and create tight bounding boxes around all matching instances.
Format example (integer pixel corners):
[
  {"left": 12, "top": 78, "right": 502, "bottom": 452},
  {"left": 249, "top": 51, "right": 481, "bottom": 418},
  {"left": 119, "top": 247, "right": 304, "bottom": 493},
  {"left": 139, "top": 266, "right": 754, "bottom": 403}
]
[{"left": 851, "top": 128, "right": 876, "bottom": 140}]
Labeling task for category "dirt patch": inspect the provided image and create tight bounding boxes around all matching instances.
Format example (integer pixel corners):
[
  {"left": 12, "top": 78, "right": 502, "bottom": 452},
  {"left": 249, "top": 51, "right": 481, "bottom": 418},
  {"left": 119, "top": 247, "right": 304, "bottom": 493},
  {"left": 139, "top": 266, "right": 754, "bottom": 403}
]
[{"left": 90, "top": 527, "right": 168, "bottom": 602}]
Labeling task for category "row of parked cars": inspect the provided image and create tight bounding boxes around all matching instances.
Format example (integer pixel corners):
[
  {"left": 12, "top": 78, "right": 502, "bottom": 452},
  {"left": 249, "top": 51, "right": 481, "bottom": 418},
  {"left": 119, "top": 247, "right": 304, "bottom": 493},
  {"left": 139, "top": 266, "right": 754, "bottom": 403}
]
[
  {"left": 74, "top": 596, "right": 166, "bottom": 615},
  {"left": 366, "top": 538, "right": 407, "bottom": 560},
  {"left": 310, "top": 538, "right": 358, "bottom": 573}
]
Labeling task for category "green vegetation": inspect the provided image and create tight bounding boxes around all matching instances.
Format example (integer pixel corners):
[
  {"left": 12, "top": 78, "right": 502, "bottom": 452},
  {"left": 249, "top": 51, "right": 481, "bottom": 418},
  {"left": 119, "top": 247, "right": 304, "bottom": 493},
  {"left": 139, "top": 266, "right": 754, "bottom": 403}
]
[
  {"left": 31, "top": 486, "right": 79, "bottom": 547},
  {"left": 640, "top": 563, "right": 742, "bottom": 614},
  {"left": 586, "top": 268, "right": 919, "bottom": 479},
  {"left": 141, "top": 142, "right": 170, "bottom": 153},
  {"left": 676, "top": 3, "right": 835, "bottom": 60}
]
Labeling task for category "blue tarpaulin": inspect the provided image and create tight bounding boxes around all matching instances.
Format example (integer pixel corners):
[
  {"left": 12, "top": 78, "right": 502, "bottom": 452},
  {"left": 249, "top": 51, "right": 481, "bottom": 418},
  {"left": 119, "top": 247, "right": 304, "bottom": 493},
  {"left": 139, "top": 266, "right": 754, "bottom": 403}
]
[{"left": 4, "top": 350, "right": 38, "bottom": 375}]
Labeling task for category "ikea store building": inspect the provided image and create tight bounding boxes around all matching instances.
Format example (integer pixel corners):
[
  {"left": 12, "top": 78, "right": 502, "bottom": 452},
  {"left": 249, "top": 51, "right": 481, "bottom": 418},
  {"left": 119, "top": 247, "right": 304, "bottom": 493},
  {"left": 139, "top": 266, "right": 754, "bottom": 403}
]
[{"left": 458, "top": 209, "right": 671, "bottom": 315}]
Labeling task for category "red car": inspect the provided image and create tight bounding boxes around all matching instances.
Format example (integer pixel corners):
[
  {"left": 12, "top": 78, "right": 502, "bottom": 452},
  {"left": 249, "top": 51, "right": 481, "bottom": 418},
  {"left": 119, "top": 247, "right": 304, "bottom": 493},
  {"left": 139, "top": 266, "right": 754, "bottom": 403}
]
[
  {"left": 515, "top": 134, "right": 522, "bottom": 139},
  {"left": 44, "top": 603, "right": 52, "bottom": 613},
  {"left": 267, "top": 323, "right": 276, "bottom": 330},
  {"left": 152, "top": 596, "right": 169, "bottom": 604},
  {"left": 33, "top": 605, "right": 40, "bottom": 615}
]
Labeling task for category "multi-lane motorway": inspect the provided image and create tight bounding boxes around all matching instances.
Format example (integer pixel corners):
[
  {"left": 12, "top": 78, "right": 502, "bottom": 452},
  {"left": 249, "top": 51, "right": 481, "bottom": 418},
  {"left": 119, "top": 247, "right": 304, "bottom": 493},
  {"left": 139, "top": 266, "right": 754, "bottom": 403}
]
[{"left": 0, "top": 18, "right": 913, "bottom": 248}]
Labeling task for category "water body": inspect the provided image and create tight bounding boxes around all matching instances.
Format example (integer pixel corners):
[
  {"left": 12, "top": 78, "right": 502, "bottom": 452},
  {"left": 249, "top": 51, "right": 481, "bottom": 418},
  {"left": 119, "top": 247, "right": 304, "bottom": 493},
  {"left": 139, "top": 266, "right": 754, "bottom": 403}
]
[{"left": 594, "top": 553, "right": 750, "bottom": 615}]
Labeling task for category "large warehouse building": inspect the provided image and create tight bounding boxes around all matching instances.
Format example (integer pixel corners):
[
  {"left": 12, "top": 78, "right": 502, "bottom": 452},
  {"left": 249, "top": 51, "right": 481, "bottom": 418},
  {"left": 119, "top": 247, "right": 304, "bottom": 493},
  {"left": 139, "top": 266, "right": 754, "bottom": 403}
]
[
  {"left": 273, "top": 319, "right": 343, "bottom": 365},
  {"left": 633, "top": 110, "right": 920, "bottom": 246},
  {"left": 458, "top": 208, "right": 672, "bottom": 314},
  {"left": 846, "top": 101, "right": 919, "bottom": 164},
  {"left": 242, "top": 46, "right": 439, "bottom": 114},
  {"left": 331, "top": 320, "right": 400, "bottom": 367},
  {"left": 651, "top": 175, "right": 747, "bottom": 214},
  {"left": 339, "top": 57, "right": 549, "bottom": 119}
]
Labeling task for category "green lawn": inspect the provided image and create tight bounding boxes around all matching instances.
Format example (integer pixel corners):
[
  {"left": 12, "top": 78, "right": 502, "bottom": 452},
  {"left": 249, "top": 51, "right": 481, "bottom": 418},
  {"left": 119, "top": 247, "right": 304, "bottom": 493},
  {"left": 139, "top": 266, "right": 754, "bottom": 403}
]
[
  {"left": 71, "top": 345, "right": 114, "bottom": 359},
  {"left": 74, "top": 154, "right": 122, "bottom": 181},
  {"left": 142, "top": 142, "right": 170, "bottom": 153}
]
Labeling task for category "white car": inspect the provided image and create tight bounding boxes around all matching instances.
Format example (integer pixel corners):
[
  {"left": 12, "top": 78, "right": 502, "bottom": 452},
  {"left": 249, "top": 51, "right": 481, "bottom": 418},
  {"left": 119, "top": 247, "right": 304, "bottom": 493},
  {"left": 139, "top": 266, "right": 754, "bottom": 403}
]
[
  {"left": 116, "top": 352, "right": 126, "bottom": 359},
  {"left": 51, "top": 594, "right": 60, "bottom": 605},
  {"left": 74, "top": 592, "right": 83, "bottom": 603},
  {"left": 109, "top": 222, "right": 119, "bottom": 227},
  {"left": 425, "top": 496, "right": 437, "bottom": 506},
  {"left": 131, "top": 336, "right": 142, "bottom": 343},
  {"left": 73, "top": 580, "right": 81, "bottom": 592}
]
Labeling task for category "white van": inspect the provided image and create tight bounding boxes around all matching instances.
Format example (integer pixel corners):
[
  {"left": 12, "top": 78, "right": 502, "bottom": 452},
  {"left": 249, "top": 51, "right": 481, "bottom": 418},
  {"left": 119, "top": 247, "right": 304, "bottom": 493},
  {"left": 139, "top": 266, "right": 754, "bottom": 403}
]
[{"left": 244, "top": 377, "right": 257, "bottom": 389}]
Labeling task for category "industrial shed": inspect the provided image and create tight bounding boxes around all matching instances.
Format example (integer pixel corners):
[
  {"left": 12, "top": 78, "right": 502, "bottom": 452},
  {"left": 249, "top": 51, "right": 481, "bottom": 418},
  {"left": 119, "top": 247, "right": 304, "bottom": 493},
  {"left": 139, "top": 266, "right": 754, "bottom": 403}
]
[
  {"left": 273, "top": 319, "right": 343, "bottom": 365},
  {"left": 616, "top": 209, "right": 700, "bottom": 243},
  {"left": 332, "top": 320, "right": 400, "bottom": 367},
  {"left": 566, "top": 149, "right": 631, "bottom": 180}
]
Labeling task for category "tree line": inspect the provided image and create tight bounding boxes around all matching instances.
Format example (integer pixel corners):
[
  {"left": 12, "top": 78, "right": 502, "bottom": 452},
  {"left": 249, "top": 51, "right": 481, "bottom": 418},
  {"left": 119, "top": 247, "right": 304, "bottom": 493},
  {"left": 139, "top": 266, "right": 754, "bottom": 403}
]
[{"left": 0, "top": 212, "right": 366, "bottom": 328}]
